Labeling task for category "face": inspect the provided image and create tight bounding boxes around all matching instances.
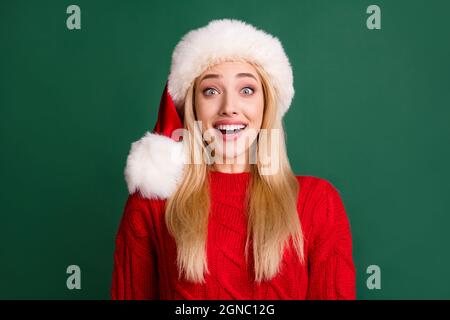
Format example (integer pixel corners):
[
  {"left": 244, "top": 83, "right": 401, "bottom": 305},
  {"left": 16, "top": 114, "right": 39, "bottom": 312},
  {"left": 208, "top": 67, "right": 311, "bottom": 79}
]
[{"left": 194, "top": 61, "right": 264, "bottom": 164}]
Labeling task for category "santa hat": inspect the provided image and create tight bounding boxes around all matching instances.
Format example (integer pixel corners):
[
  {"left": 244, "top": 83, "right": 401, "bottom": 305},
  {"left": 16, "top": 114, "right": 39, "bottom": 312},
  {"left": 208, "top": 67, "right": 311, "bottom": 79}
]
[{"left": 125, "top": 18, "right": 295, "bottom": 199}]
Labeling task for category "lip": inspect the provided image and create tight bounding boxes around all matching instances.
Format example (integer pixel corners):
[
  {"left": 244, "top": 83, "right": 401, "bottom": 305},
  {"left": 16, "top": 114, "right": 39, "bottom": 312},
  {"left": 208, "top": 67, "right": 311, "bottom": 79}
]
[
  {"left": 212, "top": 119, "right": 248, "bottom": 127},
  {"left": 211, "top": 125, "right": 247, "bottom": 142},
  {"left": 220, "top": 127, "right": 246, "bottom": 141},
  {"left": 212, "top": 120, "right": 248, "bottom": 142}
]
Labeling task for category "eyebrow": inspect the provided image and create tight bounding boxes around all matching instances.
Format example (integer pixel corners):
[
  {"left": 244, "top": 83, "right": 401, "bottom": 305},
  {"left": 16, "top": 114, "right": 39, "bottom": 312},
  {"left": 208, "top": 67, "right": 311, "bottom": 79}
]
[{"left": 199, "top": 72, "right": 258, "bottom": 83}]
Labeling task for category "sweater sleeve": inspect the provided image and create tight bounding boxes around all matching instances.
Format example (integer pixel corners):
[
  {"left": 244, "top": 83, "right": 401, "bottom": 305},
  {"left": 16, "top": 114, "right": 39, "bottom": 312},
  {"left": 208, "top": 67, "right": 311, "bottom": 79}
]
[
  {"left": 306, "top": 180, "right": 356, "bottom": 300},
  {"left": 110, "top": 194, "right": 159, "bottom": 300}
]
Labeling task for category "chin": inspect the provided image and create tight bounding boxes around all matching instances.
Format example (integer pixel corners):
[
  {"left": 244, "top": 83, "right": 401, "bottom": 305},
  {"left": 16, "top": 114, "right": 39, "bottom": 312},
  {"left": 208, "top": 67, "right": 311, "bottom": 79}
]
[{"left": 212, "top": 148, "right": 249, "bottom": 164}]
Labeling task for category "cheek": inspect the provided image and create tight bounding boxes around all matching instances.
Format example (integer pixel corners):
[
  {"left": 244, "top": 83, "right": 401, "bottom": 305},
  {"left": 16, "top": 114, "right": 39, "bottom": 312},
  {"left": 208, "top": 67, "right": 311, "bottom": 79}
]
[
  {"left": 245, "top": 96, "right": 264, "bottom": 127},
  {"left": 195, "top": 97, "right": 216, "bottom": 127}
]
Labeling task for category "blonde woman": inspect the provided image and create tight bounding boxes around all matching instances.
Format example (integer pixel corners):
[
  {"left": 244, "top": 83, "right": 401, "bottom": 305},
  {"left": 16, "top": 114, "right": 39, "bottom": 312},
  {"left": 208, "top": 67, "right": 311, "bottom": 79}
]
[{"left": 111, "top": 19, "right": 356, "bottom": 300}]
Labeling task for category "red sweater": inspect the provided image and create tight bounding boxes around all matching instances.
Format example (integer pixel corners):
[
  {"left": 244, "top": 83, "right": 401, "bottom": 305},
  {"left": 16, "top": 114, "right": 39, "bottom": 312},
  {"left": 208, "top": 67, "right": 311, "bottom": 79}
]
[{"left": 111, "top": 171, "right": 356, "bottom": 300}]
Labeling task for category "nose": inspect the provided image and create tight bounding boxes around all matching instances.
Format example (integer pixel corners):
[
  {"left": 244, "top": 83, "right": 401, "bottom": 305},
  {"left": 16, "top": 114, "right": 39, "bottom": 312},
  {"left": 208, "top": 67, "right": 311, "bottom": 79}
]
[{"left": 218, "top": 91, "right": 239, "bottom": 116}]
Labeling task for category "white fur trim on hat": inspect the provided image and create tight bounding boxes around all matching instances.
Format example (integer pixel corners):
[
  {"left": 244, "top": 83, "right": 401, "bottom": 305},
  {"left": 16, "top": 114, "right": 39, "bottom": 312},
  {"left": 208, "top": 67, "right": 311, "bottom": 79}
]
[
  {"left": 124, "top": 132, "right": 185, "bottom": 199},
  {"left": 168, "top": 19, "right": 295, "bottom": 118}
]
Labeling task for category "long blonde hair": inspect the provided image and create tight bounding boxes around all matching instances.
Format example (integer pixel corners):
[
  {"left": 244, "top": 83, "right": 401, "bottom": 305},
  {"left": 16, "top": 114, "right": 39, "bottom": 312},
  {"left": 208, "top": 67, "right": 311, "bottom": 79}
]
[{"left": 165, "top": 60, "right": 304, "bottom": 283}]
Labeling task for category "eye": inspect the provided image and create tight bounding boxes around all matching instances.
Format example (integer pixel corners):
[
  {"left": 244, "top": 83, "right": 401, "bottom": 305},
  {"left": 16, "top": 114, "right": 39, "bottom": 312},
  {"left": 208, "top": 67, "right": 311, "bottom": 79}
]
[
  {"left": 240, "top": 87, "right": 254, "bottom": 95},
  {"left": 203, "top": 88, "right": 219, "bottom": 96}
]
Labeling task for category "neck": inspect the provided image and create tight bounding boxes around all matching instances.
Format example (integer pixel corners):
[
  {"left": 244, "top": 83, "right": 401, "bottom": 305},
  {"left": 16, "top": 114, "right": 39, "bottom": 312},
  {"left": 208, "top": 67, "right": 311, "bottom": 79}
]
[
  {"left": 210, "top": 163, "right": 251, "bottom": 173},
  {"left": 211, "top": 149, "right": 252, "bottom": 173}
]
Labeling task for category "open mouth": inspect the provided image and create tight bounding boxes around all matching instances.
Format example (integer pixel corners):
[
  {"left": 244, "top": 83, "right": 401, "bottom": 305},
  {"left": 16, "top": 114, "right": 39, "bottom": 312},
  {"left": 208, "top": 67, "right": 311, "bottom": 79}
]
[{"left": 213, "top": 124, "right": 248, "bottom": 135}]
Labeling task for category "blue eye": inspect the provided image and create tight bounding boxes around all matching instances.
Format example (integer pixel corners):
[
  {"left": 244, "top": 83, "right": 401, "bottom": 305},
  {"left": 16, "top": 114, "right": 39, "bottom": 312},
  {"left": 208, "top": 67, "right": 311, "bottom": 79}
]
[
  {"left": 203, "top": 87, "right": 254, "bottom": 96},
  {"left": 241, "top": 87, "right": 254, "bottom": 95},
  {"left": 203, "top": 88, "right": 219, "bottom": 96}
]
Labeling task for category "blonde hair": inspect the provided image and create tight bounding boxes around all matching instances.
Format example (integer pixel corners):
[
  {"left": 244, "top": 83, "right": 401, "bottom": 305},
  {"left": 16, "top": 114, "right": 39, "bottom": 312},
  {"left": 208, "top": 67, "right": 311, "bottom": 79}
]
[{"left": 165, "top": 60, "right": 304, "bottom": 283}]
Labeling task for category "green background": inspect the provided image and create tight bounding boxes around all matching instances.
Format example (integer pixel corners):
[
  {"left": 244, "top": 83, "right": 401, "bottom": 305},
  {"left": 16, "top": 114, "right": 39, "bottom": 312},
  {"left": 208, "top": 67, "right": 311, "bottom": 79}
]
[{"left": 1, "top": 0, "right": 449, "bottom": 299}]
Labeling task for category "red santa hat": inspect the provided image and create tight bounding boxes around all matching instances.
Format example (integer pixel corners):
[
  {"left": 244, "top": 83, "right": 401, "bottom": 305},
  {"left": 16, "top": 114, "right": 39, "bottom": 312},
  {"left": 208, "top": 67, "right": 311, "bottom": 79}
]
[{"left": 125, "top": 18, "right": 295, "bottom": 199}]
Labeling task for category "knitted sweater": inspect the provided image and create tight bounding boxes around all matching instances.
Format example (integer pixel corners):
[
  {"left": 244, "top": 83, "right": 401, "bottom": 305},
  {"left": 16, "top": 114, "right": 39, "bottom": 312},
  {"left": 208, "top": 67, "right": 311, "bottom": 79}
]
[{"left": 110, "top": 171, "right": 356, "bottom": 300}]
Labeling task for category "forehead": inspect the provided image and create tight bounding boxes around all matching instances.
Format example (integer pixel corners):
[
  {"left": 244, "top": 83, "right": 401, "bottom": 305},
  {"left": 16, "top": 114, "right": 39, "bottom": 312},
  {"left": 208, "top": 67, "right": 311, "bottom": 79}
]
[
  {"left": 199, "top": 60, "right": 258, "bottom": 78},
  {"left": 194, "top": 61, "right": 261, "bottom": 89}
]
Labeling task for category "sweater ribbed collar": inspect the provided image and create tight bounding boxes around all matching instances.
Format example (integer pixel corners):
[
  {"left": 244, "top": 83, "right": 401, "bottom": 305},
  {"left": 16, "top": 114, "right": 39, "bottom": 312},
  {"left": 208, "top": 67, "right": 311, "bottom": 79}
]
[{"left": 207, "top": 169, "right": 251, "bottom": 197}]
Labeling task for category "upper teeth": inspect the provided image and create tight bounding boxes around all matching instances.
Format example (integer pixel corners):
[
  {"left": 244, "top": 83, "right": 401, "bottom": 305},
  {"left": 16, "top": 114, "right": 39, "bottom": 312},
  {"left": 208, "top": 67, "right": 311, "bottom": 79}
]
[{"left": 214, "top": 124, "right": 246, "bottom": 130}]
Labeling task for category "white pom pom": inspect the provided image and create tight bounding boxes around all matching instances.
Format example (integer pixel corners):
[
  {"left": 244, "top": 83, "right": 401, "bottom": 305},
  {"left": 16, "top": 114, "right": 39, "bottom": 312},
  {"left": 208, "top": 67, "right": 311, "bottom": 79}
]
[{"left": 124, "top": 132, "right": 185, "bottom": 199}]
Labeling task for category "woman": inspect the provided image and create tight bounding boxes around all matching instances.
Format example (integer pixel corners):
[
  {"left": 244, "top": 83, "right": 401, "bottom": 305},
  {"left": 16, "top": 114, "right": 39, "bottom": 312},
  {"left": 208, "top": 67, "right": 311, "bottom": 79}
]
[{"left": 111, "top": 19, "right": 356, "bottom": 299}]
